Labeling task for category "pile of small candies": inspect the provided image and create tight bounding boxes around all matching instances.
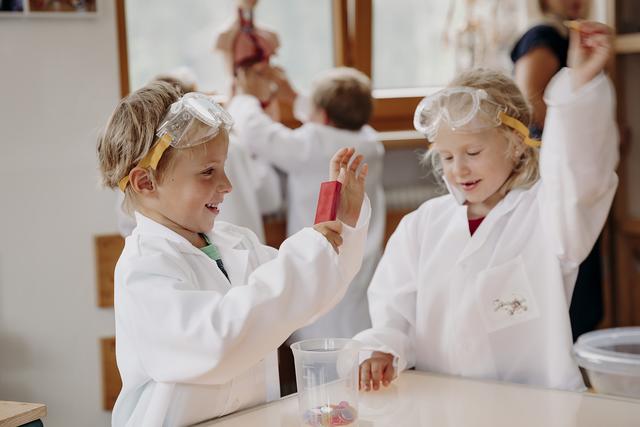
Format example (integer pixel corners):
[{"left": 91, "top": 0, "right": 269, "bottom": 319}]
[{"left": 303, "top": 401, "right": 357, "bottom": 426}]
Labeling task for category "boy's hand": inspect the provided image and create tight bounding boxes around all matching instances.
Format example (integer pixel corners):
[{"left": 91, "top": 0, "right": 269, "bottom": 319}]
[
  {"left": 313, "top": 220, "right": 343, "bottom": 253},
  {"left": 359, "top": 351, "right": 396, "bottom": 391},
  {"left": 266, "top": 66, "right": 297, "bottom": 104},
  {"left": 330, "top": 147, "right": 368, "bottom": 227},
  {"left": 567, "top": 21, "right": 613, "bottom": 90},
  {"left": 236, "top": 63, "right": 276, "bottom": 102}
]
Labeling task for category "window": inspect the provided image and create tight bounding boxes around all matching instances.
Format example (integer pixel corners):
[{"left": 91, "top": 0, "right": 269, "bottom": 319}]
[
  {"left": 122, "top": 0, "right": 333, "bottom": 94},
  {"left": 372, "top": 0, "right": 527, "bottom": 90}
]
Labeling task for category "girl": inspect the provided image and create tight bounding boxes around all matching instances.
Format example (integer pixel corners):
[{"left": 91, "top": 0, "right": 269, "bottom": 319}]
[
  {"left": 97, "top": 83, "right": 370, "bottom": 426},
  {"left": 356, "top": 21, "right": 617, "bottom": 392}
]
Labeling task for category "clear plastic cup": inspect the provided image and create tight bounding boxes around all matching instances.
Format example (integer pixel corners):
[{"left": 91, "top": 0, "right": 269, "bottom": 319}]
[{"left": 291, "top": 338, "right": 361, "bottom": 426}]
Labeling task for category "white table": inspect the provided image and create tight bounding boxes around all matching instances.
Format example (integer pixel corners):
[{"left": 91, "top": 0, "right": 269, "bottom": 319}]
[{"left": 199, "top": 370, "right": 640, "bottom": 426}]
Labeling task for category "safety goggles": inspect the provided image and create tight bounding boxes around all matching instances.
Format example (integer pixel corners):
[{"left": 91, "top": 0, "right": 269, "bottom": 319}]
[
  {"left": 413, "top": 87, "right": 540, "bottom": 148},
  {"left": 118, "top": 93, "right": 233, "bottom": 191}
]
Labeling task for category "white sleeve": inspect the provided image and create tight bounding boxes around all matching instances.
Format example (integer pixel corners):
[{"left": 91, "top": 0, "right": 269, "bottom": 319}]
[
  {"left": 227, "top": 94, "right": 315, "bottom": 172},
  {"left": 353, "top": 211, "right": 418, "bottom": 372},
  {"left": 293, "top": 93, "right": 313, "bottom": 122},
  {"left": 539, "top": 68, "right": 619, "bottom": 266},
  {"left": 118, "top": 199, "right": 371, "bottom": 385},
  {"left": 252, "top": 157, "right": 283, "bottom": 214}
]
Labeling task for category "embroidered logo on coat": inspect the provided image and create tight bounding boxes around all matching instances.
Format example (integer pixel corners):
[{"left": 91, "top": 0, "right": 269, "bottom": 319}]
[{"left": 493, "top": 296, "right": 528, "bottom": 316}]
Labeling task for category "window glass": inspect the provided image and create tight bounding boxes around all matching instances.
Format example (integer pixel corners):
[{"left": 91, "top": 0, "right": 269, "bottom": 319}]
[
  {"left": 126, "top": 0, "right": 333, "bottom": 93},
  {"left": 372, "top": 0, "right": 527, "bottom": 89}
]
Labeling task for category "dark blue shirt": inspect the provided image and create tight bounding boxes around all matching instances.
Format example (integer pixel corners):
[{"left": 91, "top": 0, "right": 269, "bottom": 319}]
[
  {"left": 511, "top": 24, "right": 569, "bottom": 68},
  {"left": 510, "top": 24, "right": 569, "bottom": 138}
]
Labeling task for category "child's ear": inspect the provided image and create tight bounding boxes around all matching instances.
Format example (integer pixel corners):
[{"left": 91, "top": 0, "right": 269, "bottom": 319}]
[
  {"left": 129, "top": 167, "right": 156, "bottom": 194},
  {"left": 310, "top": 107, "right": 330, "bottom": 125},
  {"left": 322, "top": 110, "right": 331, "bottom": 126}
]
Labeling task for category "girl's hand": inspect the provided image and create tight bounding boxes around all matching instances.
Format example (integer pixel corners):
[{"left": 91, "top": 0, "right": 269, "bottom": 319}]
[
  {"left": 359, "top": 351, "right": 396, "bottom": 391},
  {"left": 567, "top": 21, "right": 613, "bottom": 90},
  {"left": 312, "top": 220, "right": 343, "bottom": 253},
  {"left": 329, "top": 147, "right": 368, "bottom": 227}
]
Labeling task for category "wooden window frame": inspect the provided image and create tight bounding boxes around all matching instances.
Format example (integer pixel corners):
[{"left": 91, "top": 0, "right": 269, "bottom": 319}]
[
  {"left": 332, "top": 0, "right": 427, "bottom": 132},
  {"left": 116, "top": 0, "right": 424, "bottom": 132}
]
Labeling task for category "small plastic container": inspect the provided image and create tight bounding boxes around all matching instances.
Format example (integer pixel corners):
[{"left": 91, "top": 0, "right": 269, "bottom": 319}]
[
  {"left": 573, "top": 327, "right": 640, "bottom": 399},
  {"left": 291, "top": 338, "right": 361, "bottom": 426}
]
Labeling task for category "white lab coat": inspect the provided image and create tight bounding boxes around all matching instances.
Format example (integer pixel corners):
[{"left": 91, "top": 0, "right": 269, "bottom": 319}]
[
  {"left": 111, "top": 199, "right": 370, "bottom": 427},
  {"left": 353, "top": 69, "right": 618, "bottom": 391},
  {"left": 115, "top": 139, "right": 281, "bottom": 243},
  {"left": 227, "top": 94, "right": 386, "bottom": 340}
]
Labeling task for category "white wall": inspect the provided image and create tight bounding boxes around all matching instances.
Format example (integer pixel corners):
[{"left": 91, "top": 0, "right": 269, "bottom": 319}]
[{"left": 0, "top": 1, "right": 120, "bottom": 425}]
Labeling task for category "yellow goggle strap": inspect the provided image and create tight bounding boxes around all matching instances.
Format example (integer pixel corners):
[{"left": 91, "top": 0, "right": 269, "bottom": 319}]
[
  {"left": 498, "top": 111, "right": 541, "bottom": 148},
  {"left": 117, "top": 133, "right": 173, "bottom": 192}
]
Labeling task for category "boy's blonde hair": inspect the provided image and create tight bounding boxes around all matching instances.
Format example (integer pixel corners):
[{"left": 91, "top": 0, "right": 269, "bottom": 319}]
[
  {"left": 424, "top": 68, "right": 540, "bottom": 193},
  {"left": 311, "top": 67, "right": 373, "bottom": 131},
  {"left": 97, "top": 81, "right": 181, "bottom": 204}
]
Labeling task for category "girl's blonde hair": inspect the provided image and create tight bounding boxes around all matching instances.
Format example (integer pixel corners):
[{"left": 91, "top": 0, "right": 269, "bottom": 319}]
[
  {"left": 423, "top": 68, "right": 540, "bottom": 193},
  {"left": 97, "top": 81, "right": 181, "bottom": 207}
]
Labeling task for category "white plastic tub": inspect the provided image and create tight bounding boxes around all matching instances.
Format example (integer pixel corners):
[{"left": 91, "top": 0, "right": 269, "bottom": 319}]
[{"left": 573, "top": 327, "right": 640, "bottom": 399}]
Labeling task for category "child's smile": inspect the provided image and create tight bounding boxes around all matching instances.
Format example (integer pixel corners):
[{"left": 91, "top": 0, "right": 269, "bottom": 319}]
[
  {"left": 435, "top": 127, "right": 516, "bottom": 218},
  {"left": 146, "top": 131, "right": 232, "bottom": 246},
  {"left": 205, "top": 202, "right": 221, "bottom": 215},
  {"left": 459, "top": 179, "right": 481, "bottom": 192}
]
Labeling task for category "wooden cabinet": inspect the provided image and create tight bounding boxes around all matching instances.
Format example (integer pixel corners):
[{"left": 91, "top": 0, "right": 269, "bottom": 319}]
[{"left": 608, "top": 0, "right": 640, "bottom": 326}]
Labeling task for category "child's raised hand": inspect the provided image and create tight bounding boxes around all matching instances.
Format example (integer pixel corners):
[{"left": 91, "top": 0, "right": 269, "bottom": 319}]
[
  {"left": 567, "top": 21, "right": 613, "bottom": 90},
  {"left": 312, "top": 220, "right": 343, "bottom": 253},
  {"left": 330, "top": 147, "right": 368, "bottom": 228},
  {"left": 359, "top": 351, "right": 396, "bottom": 391}
]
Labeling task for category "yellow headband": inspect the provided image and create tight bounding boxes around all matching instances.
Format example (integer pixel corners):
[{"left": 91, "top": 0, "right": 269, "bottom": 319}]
[
  {"left": 117, "top": 133, "right": 173, "bottom": 192},
  {"left": 498, "top": 111, "right": 541, "bottom": 148}
]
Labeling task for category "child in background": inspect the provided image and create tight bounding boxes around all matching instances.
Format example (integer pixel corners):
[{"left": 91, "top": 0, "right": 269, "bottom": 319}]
[
  {"left": 356, "top": 22, "right": 617, "bottom": 392},
  {"left": 97, "top": 82, "right": 370, "bottom": 426},
  {"left": 227, "top": 66, "right": 386, "bottom": 341},
  {"left": 115, "top": 72, "right": 282, "bottom": 243}
]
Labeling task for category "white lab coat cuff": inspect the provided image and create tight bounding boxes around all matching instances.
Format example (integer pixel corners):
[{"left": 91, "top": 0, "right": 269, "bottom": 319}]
[
  {"left": 353, "top": 327, "right": 412, "bottom": 372},
  {"left": 342, "top": 195, "right": 371, "bottom": 234}
]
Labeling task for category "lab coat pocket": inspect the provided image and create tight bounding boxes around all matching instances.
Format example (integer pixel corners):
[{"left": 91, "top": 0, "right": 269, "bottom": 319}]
[{"left": 475, "top": 256, "right": 540, "bottom": 333}]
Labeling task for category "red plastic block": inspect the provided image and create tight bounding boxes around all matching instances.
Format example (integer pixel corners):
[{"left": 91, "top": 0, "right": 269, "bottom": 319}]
[{"left": 314, "top": 181, "right": 342, "bottom": 224}]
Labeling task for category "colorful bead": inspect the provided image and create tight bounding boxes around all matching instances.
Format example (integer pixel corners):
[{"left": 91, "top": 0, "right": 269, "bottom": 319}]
[{"left": 303, "top": 401, "right": 357, "bottom": 426}]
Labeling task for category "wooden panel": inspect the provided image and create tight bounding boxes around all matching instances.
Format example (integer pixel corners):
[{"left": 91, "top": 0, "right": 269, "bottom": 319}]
[
  {"left": 115, "top": 0, "right": 130, "bottom": 97},
  {"left": 0, "top": 401, "right": 46, "bottom": 427},
  {"left": 95, "top": 234, "right": 125, "bottom": 308},
  {"left": 616, "top": 33, "right": 640, "bottom": 54},
  {"left": 378, "top": 130, "right": 428, "bottom": 150},
  {"left": 384, "top": 209, "right": 412, "bottom": 246},
  {"left": 371, "top": 96, "right": 423, "bottom": 131},
  {"left": 101, "top": 337, "right": 122, "bottom": 411},
  {"left": 352, "top": 0, "right": 372, "bottom": 77},
  {"left": 332, "top": 0, "right": 350, "bottom": 67},
  {"left": 263, "top": 217, "right": 287, "bottom": 249},
  {"left": 614, "top": 219, "right": 640, "bottom": 326}
]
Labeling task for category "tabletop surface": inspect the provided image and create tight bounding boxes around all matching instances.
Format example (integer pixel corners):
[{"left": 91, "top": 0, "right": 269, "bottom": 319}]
[
  {"left": 0, "top": 401, "right": 46, "bottom": 427},
  {"left": 198, "top": 370, "right": 640, "bottom": 427}
]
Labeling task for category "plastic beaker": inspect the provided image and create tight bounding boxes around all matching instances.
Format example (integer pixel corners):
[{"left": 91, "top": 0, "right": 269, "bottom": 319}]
[{"left": 291, "top": 338, "right": 361, "bottom": 426}]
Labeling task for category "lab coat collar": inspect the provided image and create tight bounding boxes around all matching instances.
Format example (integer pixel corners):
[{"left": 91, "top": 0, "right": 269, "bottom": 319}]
[
  {"left": 457, "top": 185, "right": 531, "bottom": 263},
  {"left": 133, "top": 213, "right": 249, "bottom": 287}
]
